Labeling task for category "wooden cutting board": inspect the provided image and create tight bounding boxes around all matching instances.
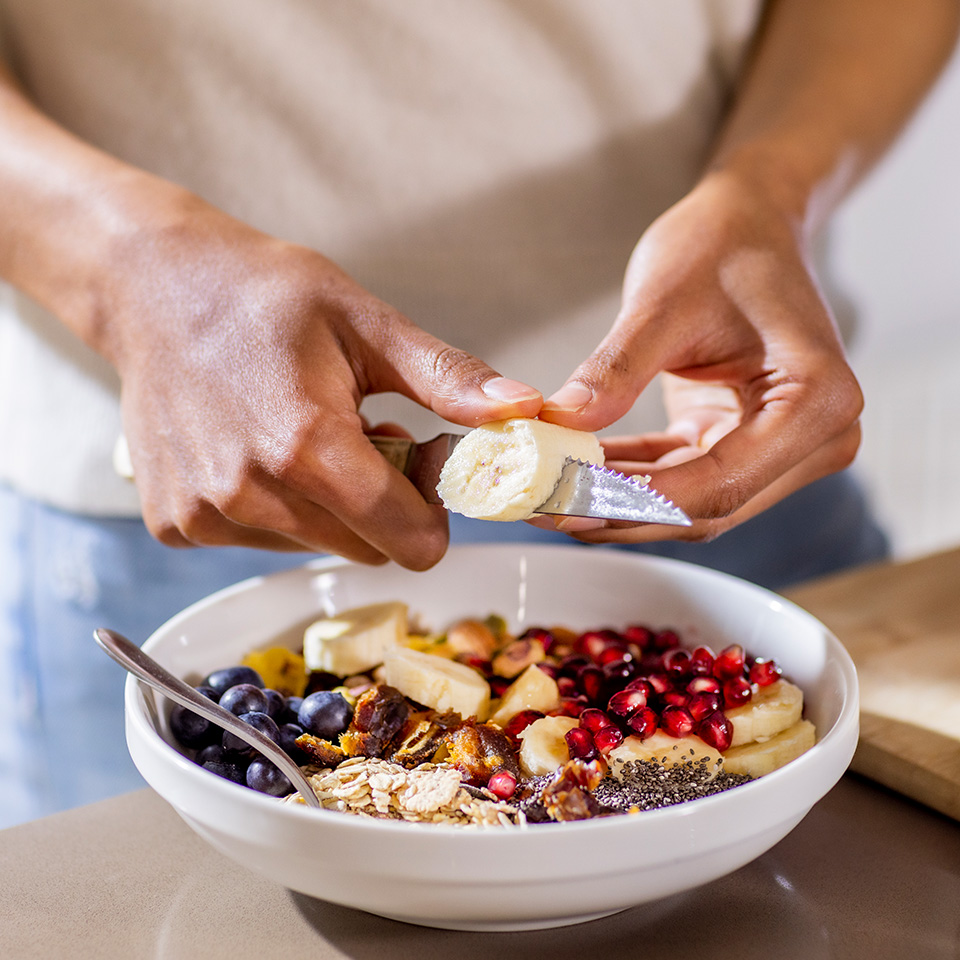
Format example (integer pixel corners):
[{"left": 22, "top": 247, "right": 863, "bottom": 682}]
[{"left": 784, "top": 546, "right": 960, "bottom": 821}]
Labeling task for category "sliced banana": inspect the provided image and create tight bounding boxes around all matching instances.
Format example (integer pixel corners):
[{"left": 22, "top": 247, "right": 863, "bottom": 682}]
[
  {"left": 721, "top": 719, "right": 816, "bottom": 778},
  {"left": 303, "top": 601, "right": 408, "bottom": 676},
  {"left": 609, "top": 731, "right": 722, "bottom": 775},
  {"left": 726, "top": 679, "right": 804, "bottom": 747},
  {"left": 488, "top": 664, "right": 560, "bottom": 727},
  {"left": 382, "top": 647, "right": 491, "bottom": 721},
  {"left": 517, "top": 715, "right": 579, "bottom": 777},
  {"left": 437, "top": 418, "right": 604, "bottom": 522}
]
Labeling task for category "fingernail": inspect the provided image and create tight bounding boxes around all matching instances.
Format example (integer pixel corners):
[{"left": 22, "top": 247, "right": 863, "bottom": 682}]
[
  {"left": 481, "top": 377, "right": 541, "bottom": 403},
  {"left": 555, "top": 516, "right": 608, "bottom": 532},
  {"left": 544, "top": 382, "right": 593, "bottom": 412}
]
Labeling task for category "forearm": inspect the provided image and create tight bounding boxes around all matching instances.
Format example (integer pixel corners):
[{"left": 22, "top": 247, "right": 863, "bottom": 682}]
[
  {"left": 708, "top": 0, "right": 960, "bottom": 234},
  {"left": 0, "top": 63, "right": 191, "bottom": 361}
]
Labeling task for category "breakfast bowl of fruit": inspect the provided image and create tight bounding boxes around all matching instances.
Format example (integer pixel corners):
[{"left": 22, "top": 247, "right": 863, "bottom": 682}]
[{"left": 123, "top": 543, "right": 858, "bottom": 931}]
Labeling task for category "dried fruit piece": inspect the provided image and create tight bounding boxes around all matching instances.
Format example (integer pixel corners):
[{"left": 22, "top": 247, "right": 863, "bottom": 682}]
[
  {"left": 540, "top": 758, "right": 607, "bottom": 822},
  {"left": 340, "top": 685, "right": 410, "bottom": 758},
  {"left": 444, "top": 720, "right": 520, "bottom": 786},
  {"left": 295, "top": 732, "right": 347, "bottom": 767}
]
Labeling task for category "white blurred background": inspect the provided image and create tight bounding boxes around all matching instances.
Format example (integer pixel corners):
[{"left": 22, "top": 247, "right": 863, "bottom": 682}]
[{"left": 832, "top": 47, "right": 960, "bottom": 561}]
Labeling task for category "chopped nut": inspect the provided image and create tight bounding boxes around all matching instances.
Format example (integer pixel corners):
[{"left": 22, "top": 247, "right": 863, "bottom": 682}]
[{"left": 492, "top": 637, "right": 546, "bottom": 679}]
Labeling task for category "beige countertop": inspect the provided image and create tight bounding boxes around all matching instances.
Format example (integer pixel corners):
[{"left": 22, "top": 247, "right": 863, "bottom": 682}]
[{"left": 1, "top": 773, "right": 958, "bottom": 959}]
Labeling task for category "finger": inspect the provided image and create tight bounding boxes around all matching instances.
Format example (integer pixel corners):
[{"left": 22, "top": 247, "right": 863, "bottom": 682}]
[
  {"left": 278, "top": 416, "right": 453, "bottom": 570},
  {"left": 360, "top": 314, "right": 543, "bottom": 427},
  {"left": 567, "top": 420, "right": 862, "bottom": 546},
  {"left": 600, "top": 432, "right": 690, "bottom": 464},
  {"left": 144, "top": 482, "right": 391, "bottom": 563},
  {"left": 538, "top": 307, "right": 674, "bottom": 431}
]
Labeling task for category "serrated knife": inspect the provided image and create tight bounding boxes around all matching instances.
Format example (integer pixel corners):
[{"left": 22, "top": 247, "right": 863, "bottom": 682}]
[{"left": 370, "top": 433, "right": 691, "bottom": 526}]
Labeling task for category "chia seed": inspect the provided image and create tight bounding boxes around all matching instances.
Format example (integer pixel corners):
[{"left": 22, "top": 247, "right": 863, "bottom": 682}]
[{"left": 515, "top": 758, "right": 753, "bottom": 821}]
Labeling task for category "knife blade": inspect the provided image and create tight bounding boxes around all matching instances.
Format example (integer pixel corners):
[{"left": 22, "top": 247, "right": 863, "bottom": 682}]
[{"left": 370, "top": 434, "right": 691, "bottom": 526}]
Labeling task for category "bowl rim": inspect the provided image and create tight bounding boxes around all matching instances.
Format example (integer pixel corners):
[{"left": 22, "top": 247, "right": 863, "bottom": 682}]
[{"left": 126, "top": 544, "right": 860, "bottom": 839}]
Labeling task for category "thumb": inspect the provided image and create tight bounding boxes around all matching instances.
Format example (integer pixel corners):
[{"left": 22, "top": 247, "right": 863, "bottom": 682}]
[
  {"left": 538, "top": 315, "right": 665, "bottom": 431},
  {"left": 371, "top": 322, "right": 542, "bottom": 427}
]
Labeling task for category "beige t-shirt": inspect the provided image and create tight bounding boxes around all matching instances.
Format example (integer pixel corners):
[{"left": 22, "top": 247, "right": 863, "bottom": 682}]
[{"left": 0, "top": 0, "right": 763, "bottom": 515}]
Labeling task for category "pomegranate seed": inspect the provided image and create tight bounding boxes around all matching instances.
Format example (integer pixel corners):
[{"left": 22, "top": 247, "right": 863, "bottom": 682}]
[
  {"left": 713, "top": 644, "right": 745, "bottom": 680},
  {"left": 456, "top": 654, "right": 492, "bottom": 674},
  {"left": 521, "top": 626, "right": 554, "bottom": 649},
  {"left": 624, "top": 678, "right": 653, "bottom": 697},
  {"left": 487, "top": 769, "right": 517, "bottom": 800},
  {"left": 687, "top": 691, "right": 723, "bottom": 722},
  {"left": 653, "top": 629, "right": 681, "bottom": 651},
  {"left": 689, "top": 646, "right": 716, "bottom": 676},
  {"left": 488, "top": 676, "right": 512, "bottom": 698},
  {"left": 552, "top": 697, "right": 586, "bottom": 718},
  {"left": 601, "top": 659, "right": 636, "bottom": 686},
  {"left": 723, "top": 676, "right": 753, "bottom": 708},
  {"left": 597, "top": 644, "right": 631, "bottom": 667},
  {"left": 565, "top": 726, "right": 598, "bottom": 761},
  {"left": 574, "top": 630, "right": 619, "bottom": 662},
  {"left": 660, "top": 705, "right": 695, "bottom": 738},
  {"left": 579, "top": 708, "right": 616, "bottom": 734},
  {"left": 557, "top": 676, "right": 578, "bottom": 698},
  {"left": 625, "top": 706, "right": 658, "bottom": 739},
  {"left": 697, "top": 711, "right": 733, "bottom": 752},
  {"left": 594, "top": 724, "right": 624, "bottom": 755},
  {"left": 607, "top": 688, "right": 648, "bottom": 716},
  {"left": 687, "top": 676, "right": 721, "bottom": 695},
  {"left": 502, "top": 709, "right": 545, "bottom": 745},
  {"left": 576, "top": 665, "right": 605, "bottom": 703},
  {"left": 662, "top": 648, "right": 692, "bottom": 679},
  {"left": 662, "top": 690, "right": 689, "bottom": 708},
  {"left": 646, "top": 672, "right": 672, "bottom": 695},
  {"left": 558, "top": 653, "right": 591, "bottom": 676},
  {"left": 623, "top": 625, "right": 654, "bottom": 650},
  {"left": 536, "top": 661, "right": 559, "bottom": 680},
  {"left": 749, "top": 658, "right": 782, "bottom": 687}
]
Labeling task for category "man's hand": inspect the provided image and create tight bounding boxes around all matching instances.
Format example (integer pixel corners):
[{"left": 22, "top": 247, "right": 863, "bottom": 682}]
[
  {"left": 537, "top": 170, "right": 862, "bottom": 542},
  {"left": 104, "top": 194, "right": 542, "bottom": 568}
]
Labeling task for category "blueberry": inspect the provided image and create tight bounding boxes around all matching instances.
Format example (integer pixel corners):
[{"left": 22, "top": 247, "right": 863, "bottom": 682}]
[
  {"left": 203, "top": 665, "right": 264, "bottom": 698},
  {"left": 262, "top": 688, "right": 286, "bottom": 718},
  {"left": 221, "top": 711, "right": 281, "bottom": 755},
  {"left": 279, "top": 696, "right": 304, "bottom": 726},
  {"left": 219, "top": 683, "right": 269, "bottom": 717},
  {"left": 170, "top": 703, "right": 217, "bottom": 749},
  {"left": 298, "top": 691, "right": 353, "bottom": 739},
  {"left": 202, "top": 760, "right": 248, "bottom": 785},
  {"left": 195, "top": 743, "right": 226, "bottom": 765},
  {"left": 246, "top": 759, "right": 293, "bottom": 797},
  {"left": 196, "top": 684, "right": 219, "bottom": 701},
  {"left": 278, "top": 722, "right": 306, "bottom": 760}
]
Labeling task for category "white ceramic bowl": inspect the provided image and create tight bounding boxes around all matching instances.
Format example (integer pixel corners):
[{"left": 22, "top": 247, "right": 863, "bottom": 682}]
[{"left": 125, "top": 544, "right": 858, "bottom": 932}]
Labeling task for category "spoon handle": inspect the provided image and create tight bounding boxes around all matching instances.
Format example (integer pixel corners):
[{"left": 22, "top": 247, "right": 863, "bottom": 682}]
[{"left": 94, "top": 628, "right": 321, "bottom": 808}]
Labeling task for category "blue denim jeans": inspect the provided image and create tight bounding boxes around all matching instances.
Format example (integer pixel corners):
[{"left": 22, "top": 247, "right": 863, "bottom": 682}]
[{"left": 0, "top": 470, "right": 887, "bottom": 829}]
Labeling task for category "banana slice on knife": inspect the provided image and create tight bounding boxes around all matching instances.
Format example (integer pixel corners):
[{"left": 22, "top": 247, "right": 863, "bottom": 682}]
[{"left": 437, "top": 418, "right": 604, "bottom": 522}]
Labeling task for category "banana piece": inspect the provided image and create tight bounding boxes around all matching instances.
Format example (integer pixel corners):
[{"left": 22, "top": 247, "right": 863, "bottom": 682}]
[
  {"left": 721, "top": 719, "right": 816, "bottom": 778},
  {"left": 517, "top": 716, "right": 579, "bottom": 777},
  {"left": 382, "top": 647, "right": 491, "bottom": 721},
  {"left": 241, "top": 646, "right": 308, "bottom": 697},
  {"left": 488, "top": 664, "right": 560, "bottom": 727},
  {"left": 437, "top": 418, "right": 605, "bottom": 522},
  {"left": 303, "top": 601, "right": 408, "bottom": 676},
  {"left": 608, "top": 731, "right": 722, "bottom": 775},
  {"left": 726, "top": 679, "right": 804, "bottom": 747}
]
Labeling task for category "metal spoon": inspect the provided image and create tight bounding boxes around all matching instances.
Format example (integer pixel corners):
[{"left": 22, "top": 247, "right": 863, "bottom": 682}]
[{"left": 94, "top": 627, "right": 321, "bottom": 808}]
